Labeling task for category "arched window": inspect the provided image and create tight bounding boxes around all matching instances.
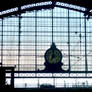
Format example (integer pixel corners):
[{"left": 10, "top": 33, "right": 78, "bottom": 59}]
[{"left": 0, "top": 3, "right": 92, "bottom": 72}]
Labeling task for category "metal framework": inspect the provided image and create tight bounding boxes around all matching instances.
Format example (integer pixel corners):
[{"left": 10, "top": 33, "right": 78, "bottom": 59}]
[{"left": 0, "top": 2, "right": 92, "bottom": 88}]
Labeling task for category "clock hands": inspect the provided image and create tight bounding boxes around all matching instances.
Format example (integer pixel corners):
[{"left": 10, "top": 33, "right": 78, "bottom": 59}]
[
  {"left": 51, "top": 43, "right": 56, "bottom": 60},
  {"left": 51, "top": 49, "right": 55, "bottom": 60}
]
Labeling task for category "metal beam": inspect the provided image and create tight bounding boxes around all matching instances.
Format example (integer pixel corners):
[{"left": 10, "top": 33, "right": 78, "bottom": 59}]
[{"left": 0, "top": 2, "right": 92, "bottom": 19}]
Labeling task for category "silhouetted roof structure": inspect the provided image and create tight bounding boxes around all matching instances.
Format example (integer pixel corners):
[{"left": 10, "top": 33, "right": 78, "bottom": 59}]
[
  {"left": 0, "top": 0, "right": 92, "bottom": 11},
  {"left": 0, "top": 0, "right": 92, "bottom": 18}
]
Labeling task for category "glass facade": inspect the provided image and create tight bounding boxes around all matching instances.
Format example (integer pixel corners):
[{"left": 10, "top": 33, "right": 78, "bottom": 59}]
[{"left": 0, "top": 6, "right": 92, "bottom": 72}]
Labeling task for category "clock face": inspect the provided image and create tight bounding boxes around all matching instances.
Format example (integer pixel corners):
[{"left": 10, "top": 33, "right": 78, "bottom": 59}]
[{"left": 45, "top": 49, "right": 62, "bottom": 64}]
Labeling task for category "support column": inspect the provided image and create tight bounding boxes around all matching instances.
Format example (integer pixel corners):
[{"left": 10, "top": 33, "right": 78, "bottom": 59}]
[
  {"left": 11, "top": 68, "right": 14, "bottom": 88},
  {"left": 1, "top": 18, "right": 3, "bottom": 66}
]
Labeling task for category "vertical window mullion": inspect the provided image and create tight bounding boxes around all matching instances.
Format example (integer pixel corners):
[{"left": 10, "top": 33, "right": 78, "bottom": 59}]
[
  {"left": 18, "top": 12, "right": 21, "bottom": 71},
  {"left": 35, "top": 11, "right": 37, "bottom": 71},
  {"left": 68, "top": 9, "right": 70, "bottom": 71},
  {"left": 84, "top": 16, "right": 88, "bottom": 72}
]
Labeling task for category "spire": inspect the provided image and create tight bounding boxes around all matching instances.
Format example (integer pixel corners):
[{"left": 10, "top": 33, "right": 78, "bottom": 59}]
[{"left": 51, "top": 42, "right": 56, "bottom": 49}]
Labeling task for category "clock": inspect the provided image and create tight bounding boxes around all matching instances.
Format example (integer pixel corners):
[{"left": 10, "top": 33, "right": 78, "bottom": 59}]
[
  {"left": 45, "top": 43, "right": 62, "bottom": 64},
  {"left": 44, "top": 43, "right": 63, "bottom": 72},
  {"left": 45, "top": 42, "right": 62, "bottom": 64},
  {"left": 43, "top": 42, "right": 67, "bottom": 72},
  {"left": 45, "top": 48, "right": 62, "bottom": 64}
]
